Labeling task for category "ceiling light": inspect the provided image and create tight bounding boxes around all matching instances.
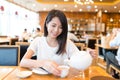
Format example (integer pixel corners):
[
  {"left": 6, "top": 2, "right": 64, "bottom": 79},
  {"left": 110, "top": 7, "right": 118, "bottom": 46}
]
[
  {"left": 63, "top": 9, "right": 66, "bottom": 11},
  {"left": 64, "top": 0, "right": 69, "bottom": 2},
  {"left": 43, "top": 8, "right": 46, "bottom": 11},
  {"left": 79, "top": 9, "right": 82, "bottom": 11},
  {"left": 54, "top": 4, "right": 58, "bottom": 7},
  {"left": 32, "top": 4, "right": 36, "bottom": 7},
  {"left": 95, "top": 9, "right": 98, "bottom": 12},
  {"left": 94, "top": 5, "right": 97, "bottom": 8},
  {"left": 74, "top": 0, "right": 94, "bottom": 5},
  {"left": 74, "top": 4, "right": 78, "bottom": 8},
  {"left": 104, "top": 10, "right": 108, "bottom": 13},
  {"left": 87, "top": 5, "right": 91, "bottom": 9},
  {"left": 114, "top": 6, "right": 117, "bottom": 9},
  {"left": 110, "top": 18, "right": 113, "bottom": 22}
]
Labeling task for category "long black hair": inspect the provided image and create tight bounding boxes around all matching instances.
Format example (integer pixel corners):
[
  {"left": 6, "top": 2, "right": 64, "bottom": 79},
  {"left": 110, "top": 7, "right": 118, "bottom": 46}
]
[{"left": 44, "top": 9, "right": 68, "bottom": 55}]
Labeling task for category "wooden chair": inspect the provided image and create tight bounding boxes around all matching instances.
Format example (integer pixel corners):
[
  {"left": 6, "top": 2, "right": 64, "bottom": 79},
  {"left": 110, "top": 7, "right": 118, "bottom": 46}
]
[
  {"left": 0, "top": 45, "right": 20, "bottom": 66},
  {"left": 109, "top": 64, "right": 120, "bottom": 74},
  {"left": 9, "top": 38, "right": 19, "bottom": 45},
  {"left": 87, "top": 38, "right": 97, "bottom": 49},
  {"left": 74, "top": 42, "right": 85, "bottom": 50},
  {"left": 15, "top": 42, "right": 30, "bottom": 60},
  {"left": 15, "top": 42, "right": 37, "bottom": 60},
  {"left": 15, "top": 42, "right": 30, "bottom": 45}
]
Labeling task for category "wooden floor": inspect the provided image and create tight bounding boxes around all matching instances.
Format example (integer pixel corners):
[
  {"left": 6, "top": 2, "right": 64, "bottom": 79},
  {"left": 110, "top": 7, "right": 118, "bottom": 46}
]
[
  {"left": 93, "top": 57, "right": 120, "bottom": 80},
  {"left": 97, "top": 56, "right": 106, "bottom": 69}
]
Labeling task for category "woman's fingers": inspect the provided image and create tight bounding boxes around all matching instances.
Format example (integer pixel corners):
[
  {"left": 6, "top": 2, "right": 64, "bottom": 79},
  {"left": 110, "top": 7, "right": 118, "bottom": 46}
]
[
  {"left": 42, "top": 60, "right": 61, "bottom": 76},
  {"left": 87, "top": 48, "right": 97, "bottom": 58},
  {"left": 90, "top": 50, "right": 97, "bottom": 58},
  {"left": 50, "top": 66, "right": 61, "bottom": 76}
]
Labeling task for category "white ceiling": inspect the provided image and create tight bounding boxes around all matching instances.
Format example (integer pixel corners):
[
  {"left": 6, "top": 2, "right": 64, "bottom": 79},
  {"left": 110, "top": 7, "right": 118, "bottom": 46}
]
[{"left": 7, "top": 0, "right": 120, "bottom": 13}]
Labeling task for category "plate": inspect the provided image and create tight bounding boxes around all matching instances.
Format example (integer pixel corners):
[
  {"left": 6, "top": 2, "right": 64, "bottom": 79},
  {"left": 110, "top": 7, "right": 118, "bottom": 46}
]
[
  {"left": 32, "top": 68, "right": 49, "bottom": 75},
  {"left": 16, "top": 71, "right": 32, "bottom": 78}
]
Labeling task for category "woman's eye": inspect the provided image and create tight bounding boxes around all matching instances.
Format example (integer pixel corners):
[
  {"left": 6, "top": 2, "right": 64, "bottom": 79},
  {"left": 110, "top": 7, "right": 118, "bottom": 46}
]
[
  {"left": 51, "top": 24, "right": 62, "bottom": 29},
  {"left": 52, "top": 25, "right": 56, "bottom": 27}
]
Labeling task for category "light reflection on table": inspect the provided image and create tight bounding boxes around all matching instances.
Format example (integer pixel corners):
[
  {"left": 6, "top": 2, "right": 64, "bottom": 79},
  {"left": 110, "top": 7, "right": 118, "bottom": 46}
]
[{"left": 1, "top": 66, "right": 114, "bottom": 80}]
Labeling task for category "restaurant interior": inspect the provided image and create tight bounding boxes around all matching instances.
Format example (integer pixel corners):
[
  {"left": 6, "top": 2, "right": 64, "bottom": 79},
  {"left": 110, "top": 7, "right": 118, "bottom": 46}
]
[{"left": 0, "top": 0, "right": 120, "bottom": 80}]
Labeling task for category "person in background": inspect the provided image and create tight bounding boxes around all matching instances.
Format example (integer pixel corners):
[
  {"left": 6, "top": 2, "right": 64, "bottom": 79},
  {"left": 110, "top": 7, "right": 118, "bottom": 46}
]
[
  {"left": 81, "top": 31, "right": 88, "bottom": 39},
  {"left": 32, "top": 27, "right": 43, "bottom": 39},
  {"left": 81, "top": 31, "right": 91, "bottom": 46},
  {"left": 20, "top": 9, "right": 96, "bottom": 77},
  {"left": 106, "top": 29, "right": 112, "bottom": 37},
  {"left": 67, "top": 31, "right": 79, "bottom": 42},
  {"left": 106, "top": 28, "right": 120, "bottom": 79},
  {"left": 19, "top": 28, "right": 31, "bottom": 42}
]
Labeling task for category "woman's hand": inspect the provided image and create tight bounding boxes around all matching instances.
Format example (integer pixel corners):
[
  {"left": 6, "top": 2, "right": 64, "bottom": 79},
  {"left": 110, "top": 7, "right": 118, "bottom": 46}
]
[
  {"left": 41, "top": 60, "right": 61, "bottom": 76},
  {"left": 87, "top": 48, "right": 97, "bottom": 59}
]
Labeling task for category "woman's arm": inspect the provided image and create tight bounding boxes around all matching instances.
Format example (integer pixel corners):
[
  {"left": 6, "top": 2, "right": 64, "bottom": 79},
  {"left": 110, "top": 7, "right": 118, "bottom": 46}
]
[
  {"left": 20, "top": 49, "right": 43, "bottom": 68},
  {"left": 20, "top": 49, "right": 61, "bottom": 76}
]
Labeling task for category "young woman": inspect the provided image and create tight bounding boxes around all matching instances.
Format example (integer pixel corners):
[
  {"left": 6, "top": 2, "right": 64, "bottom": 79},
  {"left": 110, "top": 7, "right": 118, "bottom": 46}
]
[{"left": 20, "top": 9, "right": 96, "bottom": 76}]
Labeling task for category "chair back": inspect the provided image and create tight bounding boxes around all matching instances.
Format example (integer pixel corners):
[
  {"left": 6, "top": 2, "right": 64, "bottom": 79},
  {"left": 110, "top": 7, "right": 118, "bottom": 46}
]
[
  {"left": 87, "top": 38, "right": 97, "bottom": 49},
  {"left": 9, "top": 38, "right": 19, "bottom": 45},
  {"left": 15, "top": 42, "right": 30, "bottom": 60},
  {"left": 15, "top": 42, "right": 30, "bottom": 45},
  {"left": 15, "top": 42, "right": 37, "bottom": 60},
  {"left": 0, "top": 45, "right": 20, "bottom": 66}
]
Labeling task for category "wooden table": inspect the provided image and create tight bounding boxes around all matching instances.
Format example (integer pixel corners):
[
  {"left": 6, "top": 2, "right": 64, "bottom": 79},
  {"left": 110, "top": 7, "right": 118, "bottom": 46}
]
[
  {"left": 95, "top": 44, "right": 118, "bottom": 59},
  {"left": 2, "top": 66, "right": 114, "bottom": 80},
  {"left": 0, "top": 38, "right": 10, "bottom": 45},
  {"left": 95, "top": 44, "right": 118, "bottom": 50},
  {"left": 0, "top": 66, "right": 16, "bottom": 80}
]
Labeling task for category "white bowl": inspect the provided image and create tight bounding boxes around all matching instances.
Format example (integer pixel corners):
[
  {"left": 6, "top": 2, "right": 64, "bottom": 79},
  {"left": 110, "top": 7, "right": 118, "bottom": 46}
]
[{"left": 16, "top": 71, "right": 32, "bottom": 78}]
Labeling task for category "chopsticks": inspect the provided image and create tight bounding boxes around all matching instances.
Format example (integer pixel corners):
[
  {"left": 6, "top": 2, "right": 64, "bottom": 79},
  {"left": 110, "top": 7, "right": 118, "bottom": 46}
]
[{"left": 39, "top": 67, "right": 50, "bottom": 74}]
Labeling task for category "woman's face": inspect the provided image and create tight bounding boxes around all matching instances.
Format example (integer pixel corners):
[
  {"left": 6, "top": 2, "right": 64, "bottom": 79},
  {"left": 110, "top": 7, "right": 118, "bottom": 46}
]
[{"left": 46, "top": 17, "right": 62, "bottom": 39}]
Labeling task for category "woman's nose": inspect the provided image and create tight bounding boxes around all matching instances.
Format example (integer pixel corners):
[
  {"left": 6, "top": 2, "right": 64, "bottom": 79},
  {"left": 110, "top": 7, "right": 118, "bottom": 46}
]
[{"left": 54, "top": 27, "right": 59, "bottom": 32}]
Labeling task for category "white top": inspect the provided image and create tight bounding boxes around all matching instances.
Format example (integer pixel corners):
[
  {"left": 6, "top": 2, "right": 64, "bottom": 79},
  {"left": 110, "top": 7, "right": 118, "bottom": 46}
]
[
  {"left": 19, "top": 32, "right": 30, "bottom": 41},
  {"left": 28, "top": 36, "right": 80, "bottom": 65},
  {"left": 32, "top": 32, "right": 43, "bottom": 39},
  {"left": 109, "top": 32, "right": 120, "bottom": 65}
]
